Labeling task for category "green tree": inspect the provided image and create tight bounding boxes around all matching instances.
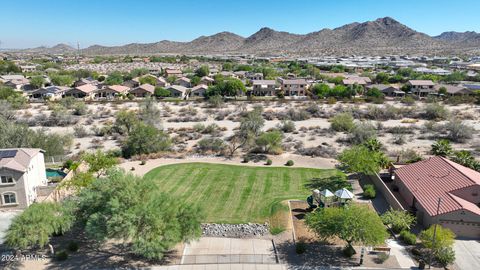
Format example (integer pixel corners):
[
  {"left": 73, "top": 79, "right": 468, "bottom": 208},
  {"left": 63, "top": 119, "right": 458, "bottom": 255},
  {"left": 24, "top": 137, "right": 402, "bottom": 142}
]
[
  {"left": 431, "top": 139, "right": 452, "bottom": 157},
  {"left": 114, "top": 109, "right": 138, "bottom": 135},
  {"left": 50, "top": 74, "right": 74, "bottom": 86},
  {"left": 139, "top": 75, "right": 157, "bottom": 86},
  {"left": 338, "top": 145, "right": 388, "bottom": 174},
  {"left": 195, "top": 65, "right": 210, "bottom": 77},
  {"left": 452, "top": 150, "right": 480, "bottom": 171},
  {"left": 104, "top": 71, "right": 124, "bottom": 85},
  {"left": 154, "top": 87, "right": 171, "bottom": 97},
  {"left": 311, "top": 83, "right": 331, "bottom": 98},
  {"left": 29, "top": 76, "right": 46, "bottom": 89},
  {"left": 420, "top": 225, "right": 455, "bottom": 252},
  {"left": 82, "top": 150, "right": 119, "bottom": 177},
  {"left": 61, "top": 171, "right": 96, "bottom": 191},
  {"left": 381, "top": 208, "right": 416, "bottom": 233},
  {"left": 256, "top": 130, "right": 283, "bottom": 154},
  {"left": 122, "top": 123, "right": 171, "bottom": 158},
  {"left": 306, "top": 204, "right": 388, "bottom": 254},
  {"left": 5, "top": 202, "right": 74, "bottom": 250},
  {"left": 76, "top": 169, "right": 203, "bottom": 260}
]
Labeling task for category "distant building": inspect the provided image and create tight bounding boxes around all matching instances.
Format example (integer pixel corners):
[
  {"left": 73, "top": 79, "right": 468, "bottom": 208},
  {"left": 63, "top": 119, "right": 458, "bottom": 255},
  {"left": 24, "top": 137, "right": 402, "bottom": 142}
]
[
  {"left": 0, "top": 148, "right": 47, "bottom": 210},
  {"left": 366, "top": 84, "right": 404, "bottom": 97},
  {"left": 175, "top": 77, "right": 191, "bottom": 88},
  {"left": 130, "top": 84, "right": 154, "bottom": 97},
  {"left": 95, "top": 85, "right": 130, "bottom": 99},
  {"left": 190, "top": 84, "right": 208, "bottom": 97},
  {"left": 278, "top": 78, "right": 308, "bottom": 96},
  {"left": 247, "top": 72, "right": 263, "bottom": 81},
  {"left": 165, "top": 68, "right": 183, "bottom": 78},
  {"left": 393, "top": 156, "right": 480, "bottom": 238},
  {"left": 64, "top": 84, "right": 98, "bottom": 99},
  {"left": 434, "top": 84, "right": 472, "bottom": 96},
  {"left": 407, "top": 80, "right": 435, "bottom": 97},
  {"left": 31, "top": 86, "right": 70, "bottom": 100},
  {"left": 166, "top": 85, "right": 189, "bottom": 99}
]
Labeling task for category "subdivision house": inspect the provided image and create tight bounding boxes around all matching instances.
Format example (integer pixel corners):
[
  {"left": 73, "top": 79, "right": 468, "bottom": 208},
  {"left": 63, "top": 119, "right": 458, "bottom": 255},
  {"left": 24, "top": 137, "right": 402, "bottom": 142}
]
[
  {"left": 4, "top": 77, "right": 31, "bottom": 90},
  {"left": 190, "top": 84, "right": 208, "bottom": 97},
  {"left": 31, "top": 86, "right": 70, "bottom": 100},
  {"left": 95, "top": 85, "right": 130, "bottom": 99},
  {"left": 342, "top": 76, "right": 372, "bottom": 86},
  {"left": 200, "top": 76, "right": 214, "bottom": 86},
  {"left": 130, "top": 84, "right": 154, "bottom": 97},
  {"left": 175, "top": 77, "right": 191, "bottom": 88},
  {"left": 278, "top": 78, "right": 308, "bottom": 96},
  {"left": 64, "top": 84, "right": 98, "bottom": 99},
  {"left": 393, "top": 156, "right": 480, "bottom": 238},
  {"left": 164, "top": 68, "right": 183, "bottom": 78},
  {"left": 251, "top": 80, "right": 277, "bottom": 96},
  {"left": 366, "top": 84, "right": 405, "bottom": 97},
  {"left": 0, "top": 148, "right": 47, "bottom": 210},
  {"left": 434, "top": 84, "right": 473, "bottom": 96},
  {"left": 0, "top": 75, "right": 26, "bottom": 83},
  {"left": 122, "top": 77, "right": 141, "bottom": 88},
  {"left": 407, "top": 80, "right": 435, "bottom": 96},
  {"left": 166, "top": 85, "right": 189, "bottom": 99},
  {"left": 156, "top": 76, "right": 167, "bottom": 87},
  {"left": 247, "top": 72, "right": 263, "bottom": 81},
  {"left": 73, "top": 77, "right": 98, "bottom": 87}
]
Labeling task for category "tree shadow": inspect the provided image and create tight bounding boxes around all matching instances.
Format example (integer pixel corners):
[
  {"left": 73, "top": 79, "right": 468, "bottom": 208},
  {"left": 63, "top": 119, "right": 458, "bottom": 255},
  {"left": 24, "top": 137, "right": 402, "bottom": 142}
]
[{"left": 304, "top": 175, "right": 352, "bottom": 191}]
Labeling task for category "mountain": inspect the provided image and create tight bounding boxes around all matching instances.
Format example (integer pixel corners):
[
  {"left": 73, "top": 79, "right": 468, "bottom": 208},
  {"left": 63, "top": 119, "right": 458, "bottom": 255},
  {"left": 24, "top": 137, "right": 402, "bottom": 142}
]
[
  {"left": 21, "top": 43, "right": 76, "bottom": 54},
  {"left": 434, "top": 31, "right": 480, "bottom": 47},
  {"left": 14, "top": 17, "right": 480, "bottom": 56}
]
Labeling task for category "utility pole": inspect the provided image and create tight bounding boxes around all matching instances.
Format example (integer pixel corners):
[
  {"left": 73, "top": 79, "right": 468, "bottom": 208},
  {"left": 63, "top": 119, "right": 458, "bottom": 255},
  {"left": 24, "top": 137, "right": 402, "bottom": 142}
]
[
  {"left": 77, "top": 42, "right": 80, "bottom": 64},
  {"left": 428, "top": 197, "right": 442, "bottom": 269}
]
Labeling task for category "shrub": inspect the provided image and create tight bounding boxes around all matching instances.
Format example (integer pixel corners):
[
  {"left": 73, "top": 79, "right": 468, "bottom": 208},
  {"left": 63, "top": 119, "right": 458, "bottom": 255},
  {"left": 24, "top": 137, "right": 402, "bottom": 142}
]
[
  {"left": 330, "top": 112, "right": 355, "bottom": 132},
  {"left": 400, "top": 95, "right": 416, "bottom": 105},
  {"left": 140, "top": 160, "right": 146, "bottom": 165},
  {"left": 278, "top": 120, "right": 296, "bottom": 133},
  {"left": 67, "top": 241, "right": 79, "bottom": 252},
  {"left": 376, "top": 252, "right": 389, "bottom": 264},
  {"left": 400, "top": 230, "right": 417, "bottom": 245},
  {"left": 343, "top": 245, "right": 356, "bottom": 257},
  {"left": 363, "top": 184, "right": 376, "bottom": 199},
  {"left": 444, "top": 119, "right": 474, "bottom": 143},
  {"left": 436, "top": 247, "right": 456, "bottom": 267},
  {"left": 55, "top": 250, "right": 68, "bottom": 261},
  {"left": 348, "top": 122, "right": 377, "bottom": 145},
  {"left": 424, "top": 103, "right": 449, "bottom": 120},
  {"left": 295, "top": 241, "right": 307, "bottom": 254},
  {"left": 197, "top": 137, "right": 226, "bottom": 154},
  {"left": 265, "top": 159, "right": 272, "bottom": 165},
  {"left": 73, "top": 125, "right": 88, "bottom": 138},
  {"left": 270, "top": 227, "right": 284, "bottom": 235},
  {"left": 381, "top": 209, "right": 416, "bottom": 234},
  {"left": 285, "top": 160, "right": 294, "bottom": 166}
]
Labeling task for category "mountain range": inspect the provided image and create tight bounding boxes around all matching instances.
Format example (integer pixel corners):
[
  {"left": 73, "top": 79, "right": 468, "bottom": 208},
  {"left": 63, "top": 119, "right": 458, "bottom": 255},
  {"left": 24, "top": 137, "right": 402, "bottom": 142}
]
[{"left": 18, "top": 17, "right": 480, "bottom": 56}]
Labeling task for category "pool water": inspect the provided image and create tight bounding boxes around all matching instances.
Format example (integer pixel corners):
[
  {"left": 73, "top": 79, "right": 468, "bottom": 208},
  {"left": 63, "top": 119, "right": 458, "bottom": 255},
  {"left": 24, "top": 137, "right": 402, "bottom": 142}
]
[{"left": 46, "top": 169, "right": 67, "bottom": 178}]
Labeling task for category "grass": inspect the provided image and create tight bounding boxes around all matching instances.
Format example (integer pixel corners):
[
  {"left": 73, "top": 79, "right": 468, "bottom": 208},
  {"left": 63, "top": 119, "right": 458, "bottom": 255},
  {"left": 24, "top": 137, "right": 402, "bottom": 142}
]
[{"left": 143, "top": 163, "right": 343, "bottom": 224}]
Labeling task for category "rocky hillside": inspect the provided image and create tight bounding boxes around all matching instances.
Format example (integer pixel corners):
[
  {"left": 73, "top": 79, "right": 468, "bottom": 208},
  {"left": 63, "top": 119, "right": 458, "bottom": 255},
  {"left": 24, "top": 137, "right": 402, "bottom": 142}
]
[
  {"left": 20, "top": 17, "right": 480, "bottom": 56},
  {"left": 22, "top": 43, "right": 76, "bottom": 54}
]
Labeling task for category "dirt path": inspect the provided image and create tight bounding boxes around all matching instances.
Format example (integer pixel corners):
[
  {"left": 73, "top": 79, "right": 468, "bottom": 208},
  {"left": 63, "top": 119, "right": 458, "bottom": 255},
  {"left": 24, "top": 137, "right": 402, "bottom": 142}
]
[{"left": 119, "top": 154, "right": 337, "bottom": 177}]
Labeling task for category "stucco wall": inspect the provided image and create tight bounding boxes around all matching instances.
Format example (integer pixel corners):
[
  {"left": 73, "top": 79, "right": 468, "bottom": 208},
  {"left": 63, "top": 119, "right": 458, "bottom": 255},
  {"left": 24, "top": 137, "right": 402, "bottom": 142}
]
[{"left": 368, "top": 173, "right": 405, "bottom": 210}]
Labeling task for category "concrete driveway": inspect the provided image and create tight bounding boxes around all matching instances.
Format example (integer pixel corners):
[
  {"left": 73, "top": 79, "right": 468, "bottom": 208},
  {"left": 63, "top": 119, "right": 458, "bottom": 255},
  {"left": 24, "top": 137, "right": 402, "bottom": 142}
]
[
  {"left": 454, "top": 239, "right": 480, "bottom": 270},
  {"left": 0, "top": 211, "right": 20, "bottom": 244}
]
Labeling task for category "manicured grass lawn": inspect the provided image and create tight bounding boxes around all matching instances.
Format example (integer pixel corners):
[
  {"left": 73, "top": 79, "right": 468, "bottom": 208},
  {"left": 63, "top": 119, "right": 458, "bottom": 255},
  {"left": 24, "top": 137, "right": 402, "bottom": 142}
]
[{"left": 143, "top": 163, "right": 344, "bottom": 224}]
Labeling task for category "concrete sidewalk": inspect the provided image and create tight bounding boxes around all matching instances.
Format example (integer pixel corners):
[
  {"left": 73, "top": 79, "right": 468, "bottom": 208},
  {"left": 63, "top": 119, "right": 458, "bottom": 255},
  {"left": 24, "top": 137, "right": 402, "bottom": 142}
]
[
  {"left": 150, "top": 264, "right": 287, "bottom": 270},
  {"left": 386, "top": 239, "right": 416, "bottom": 269}
]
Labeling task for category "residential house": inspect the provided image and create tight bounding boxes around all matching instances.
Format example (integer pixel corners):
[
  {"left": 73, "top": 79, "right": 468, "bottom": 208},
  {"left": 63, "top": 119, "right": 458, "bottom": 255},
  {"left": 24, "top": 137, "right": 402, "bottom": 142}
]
[
  {"left": 251, "top": 80, "right": 277, "bottom": 96},
  {"left": 74, "top": 77, "right": 99, "bottom": 87},
  {"left": 435, "top": 84, "right": 472, "bottom": 96},
  {"left": 393, "top": 156, "right": 480, "bottom": 238},
  {"left": 122, "top": 77, "right": 140, "bottom": 88},
  {"left": 0, "top": 148, "right": 47, "bottom": 210},
  {"left": 366, "top": 84, "right": 404, "bottom": 97},
  {"left": 4, "top": 77, "right": 31, "bottom": 90},
  {"left": 166, "top": 85, "right": 189, "bottom": 99},
  {"left": 0, "top": 75, "right": 26, "bottom": 83},
  {"left": 407, "top": 80, "right": 436, "bottom": 97},
  {"left": 247, "top": 72, "right": 263, "bottom": 81},
  {"left": 175, "top": 77, "right": 191, "bottom": 88},
  {"left": 64, "top": 84, "right": 98, "bottom": 99},
  {"left": 233, "top": 71, "right": 247, "bottom": 79},
  {"left": 156, "top": 76, "right": 167, "bottom": 87},
  {"left": 278, "top": 78, "right": 308, "bottom": 96},
  {"left": 342, "top": 76, "right": 372, "bottom": 86},
  {"left": 31, "top": 86, "right": 70, "bottom": 100},
  {"left": 165, "top": 68, "right": 183, "bottom": 78},
  {"left": 19, "top": 65, "right": 37, "bottom": 73},
  {"left": 190, "top": 84, "right": 208, "bottom": 97},
  {"left": 200, "top": 76, "right": 214, "bottom": 86},
  {"left": 95, "top": 85, "right": 130, "bottom": 99},
  {"left": 130, "top": 84, "right": 154, "bottom": 97}
]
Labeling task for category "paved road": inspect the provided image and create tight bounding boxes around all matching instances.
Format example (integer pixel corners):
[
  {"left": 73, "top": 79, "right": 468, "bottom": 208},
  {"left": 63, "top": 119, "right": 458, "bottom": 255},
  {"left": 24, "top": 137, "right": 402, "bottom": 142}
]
[{"left": 454, "top": 239, "right": 480, "bottom": 270}]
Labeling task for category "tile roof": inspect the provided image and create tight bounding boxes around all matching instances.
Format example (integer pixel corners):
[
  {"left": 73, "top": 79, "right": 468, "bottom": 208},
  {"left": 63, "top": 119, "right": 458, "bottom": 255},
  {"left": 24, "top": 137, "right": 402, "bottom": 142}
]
[
  {"left": 75, "top": 84, "right": 98, "bottom": 93},
  {"left": 106, "top": 85, "right": 130, "bottom": 93},
  {"left": 0, "top": 148, "right": 42, "bottom": 173},
  {"left": 395, "top": 156, "right": 480, "bottom": 216},
  {"left": 133, "top": 84, "right": 155, "bottom": 93},
  {"left": 408, "top": 80, "right": 435, "bottom": 86}
]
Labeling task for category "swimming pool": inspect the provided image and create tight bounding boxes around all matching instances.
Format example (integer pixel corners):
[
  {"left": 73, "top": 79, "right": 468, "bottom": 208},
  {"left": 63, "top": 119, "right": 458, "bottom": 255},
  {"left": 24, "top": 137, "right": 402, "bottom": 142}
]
[{"left": 46, "top": 169, "right": 67, "bottom": 178}]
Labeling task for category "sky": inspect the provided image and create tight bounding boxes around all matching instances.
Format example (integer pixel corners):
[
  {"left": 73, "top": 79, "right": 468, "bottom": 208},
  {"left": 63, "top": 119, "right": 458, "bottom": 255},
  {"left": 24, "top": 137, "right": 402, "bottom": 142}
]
[{"left": 1, "top": 0, "right": 479, "bottom": 49}]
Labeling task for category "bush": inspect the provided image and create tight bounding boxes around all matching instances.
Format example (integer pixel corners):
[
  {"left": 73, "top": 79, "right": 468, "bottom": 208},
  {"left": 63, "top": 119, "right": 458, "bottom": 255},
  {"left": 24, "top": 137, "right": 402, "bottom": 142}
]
[
  {"left": 363, "top": 184, "right": 376, "bottom": 199},
  {"left": 73, "top": 125, "right": 88, "bottom": 138},
  {"left": 330, "top": 113, "right": 355, "bottom": 132},
  {"left": 278, "top": 120, "right": 296, "bottom": 133},
  {"left": 400, "top": 95, "right": 416, "bottom": 105},
  {"left": 140, "top": 160, "right": 146, "bottom": 165},
  {"left": 295, "top": 241, "right": 307, "bottom": 254},
  {"left": 343, "top": 245, "right": 356, "bottom": 257},
  {"left": 265, "top": 159, "right": 272, "bottom": 165},
  {"left": 424, "top": 103, "right": 449, "bottom": 120},
  {"left": 55, "top": 250, "right": 68, "bottom": 261},
  {"left": 348, "top": 122, "right": 377, "bottom": 145},
  {"left": 376, "top": 252, "right": 389, "bottom": 264},
  {"left": 381, "top": 209, "right": 416, "bottom": 234},
  {"left": 400, "top": 230, "right": 417, "bottom": 245},
  {"left": 436, "top": 247, "right": 456, "bottom": 267},
  {"left": 197, "top": 137, "right": 226, "bottom": 154},
  {"left": 444, "top": 119, "right": 474, "bottom": 143},
  {"left": 67, "top": 241, "right": 79, "bottom": 252},
  {"left": 285, "top": 160, "right": 294, "bottom": 166}
]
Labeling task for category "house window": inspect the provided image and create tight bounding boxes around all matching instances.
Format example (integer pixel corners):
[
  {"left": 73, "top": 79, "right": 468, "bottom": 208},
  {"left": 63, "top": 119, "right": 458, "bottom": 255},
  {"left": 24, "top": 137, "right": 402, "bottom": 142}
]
[
  {"left": 3, "top": 192, "right": 16, "bottom": 205},
  {"left": 1, "top": 176, "right": 14, "bottom": 184}
]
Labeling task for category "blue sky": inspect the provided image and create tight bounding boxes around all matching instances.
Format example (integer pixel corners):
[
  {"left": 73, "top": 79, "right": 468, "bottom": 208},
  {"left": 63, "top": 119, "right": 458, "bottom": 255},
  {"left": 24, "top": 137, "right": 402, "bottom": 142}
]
[{"left": 1, "top": 0, "right": 479, "bottom": 49}]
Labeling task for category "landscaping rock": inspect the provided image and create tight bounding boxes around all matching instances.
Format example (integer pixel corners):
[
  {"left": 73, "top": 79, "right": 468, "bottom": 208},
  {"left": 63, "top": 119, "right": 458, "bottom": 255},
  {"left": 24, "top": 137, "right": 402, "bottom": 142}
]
[{"left": 201, "top": 223, "right": 269, "bottom": 238}]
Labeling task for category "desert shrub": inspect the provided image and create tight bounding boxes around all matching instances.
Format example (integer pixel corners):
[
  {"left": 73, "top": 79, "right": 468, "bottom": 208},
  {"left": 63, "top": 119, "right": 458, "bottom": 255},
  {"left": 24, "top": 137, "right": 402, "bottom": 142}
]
[
  {"left": 72, "top": 102, "right": 88, "bottom": 116},
  {"left": 376, "top": 252, "right": 389, "bottom": 264},
  {"left": 330, "top": 112, "right": 355, "bottom": 132},
  {"left": 392, "top": 134, "right": 406, "bottom": 145},
  {"left": 285, "top": 160, "right": 294, "bottom": 166},
  {"left": 296, "top": 145, "right": 337, "bottom": 158},
  {"left": 193, "top": 123, "right": 205, "bottom": 132},
  {"left": 401, "top": 95, "right": 416, "bottom": 105},
  {"left": 436, "top": 247, "right": 456, "bottom": 267},
  {"left": 73, "top": 125, "right": 88, "bottom": 138},
  {"left": 196, "top": 137, "right": 226, "bottom": 154},
  {"left": 280, "top": 108, "right": 310, "bottom": 121},
  {"left": 295, "top": 241, "right": 307, "bottom": 254},
  {"left": 255, "top": 131, "right": 283, "bottom": 154},
  {"left": 381, "top": 209, "right": 416, "bottom": 233},
  {"left": 444, "top": 119, "right": 474, "bottom": 143},
  {"left": 343, "top": 245, "right": 356, "bottom": 257},
  {"left": 423, "top": 103, "right": 449, "bottom": 120},
  {"left": 348, "top": 122, "right": 377, "bottom": 145},
  {"left": 363, "top": 184, "right": 376, "bottom": 199},
  {"left": 400, "top": 230, "right": 417, "bottom": 245},
  {"left": 278, "top": 120, "right": 296, "bottom": 133},
  {"left": 265, "top": 159, "right": 272, "bottom": 165},
  {"left": 202, "top": 123, "right": 222, "bottom": 136},
  {"left": 207, "top": 95, "right": 224, "bottom": 108}
]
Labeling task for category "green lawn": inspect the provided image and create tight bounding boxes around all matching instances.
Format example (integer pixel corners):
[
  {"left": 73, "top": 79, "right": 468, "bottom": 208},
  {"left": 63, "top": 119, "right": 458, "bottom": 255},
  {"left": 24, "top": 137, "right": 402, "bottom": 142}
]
[{"left": 143, "top": 163, "right": 344, "bottom": 224}]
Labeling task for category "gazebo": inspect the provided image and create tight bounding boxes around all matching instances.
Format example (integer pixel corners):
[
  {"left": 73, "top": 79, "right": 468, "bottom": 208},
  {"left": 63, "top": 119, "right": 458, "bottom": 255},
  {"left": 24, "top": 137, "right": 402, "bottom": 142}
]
[
  {"left": 320, "top": 189, "right": 335, "bottom": 207},
  {"left": 334, "top": 188, "right": 354, "bottom": 205}
]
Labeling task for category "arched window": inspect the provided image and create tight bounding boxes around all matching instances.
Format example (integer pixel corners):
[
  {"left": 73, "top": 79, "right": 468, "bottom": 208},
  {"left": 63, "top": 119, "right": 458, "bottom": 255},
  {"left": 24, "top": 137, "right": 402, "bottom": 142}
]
[{"left": 2, "top": 192, "right": 17, "bottom": 205}]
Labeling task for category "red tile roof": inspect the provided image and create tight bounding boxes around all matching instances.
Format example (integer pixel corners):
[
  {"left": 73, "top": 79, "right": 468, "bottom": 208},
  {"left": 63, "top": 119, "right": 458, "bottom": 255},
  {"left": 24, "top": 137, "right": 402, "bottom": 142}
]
[{"left": 395, "top": 156, "right": 480, "bottom": 217}]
